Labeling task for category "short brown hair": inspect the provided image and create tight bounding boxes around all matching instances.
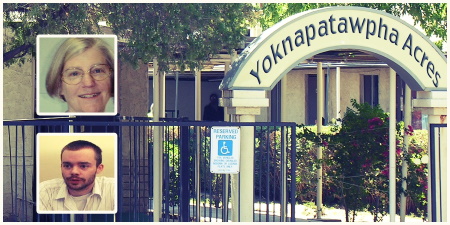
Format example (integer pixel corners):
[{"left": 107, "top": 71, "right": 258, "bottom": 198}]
[
  {"left": 60, "top": 140, "right": 103, "bottom": 166},
  {"left": 46, "top": 38, "right": 114, "bottom": 100}
]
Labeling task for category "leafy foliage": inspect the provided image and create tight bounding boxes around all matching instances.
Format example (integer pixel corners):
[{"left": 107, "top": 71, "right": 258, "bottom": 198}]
[
  {"left": 3, "top": 3, "right": 256, "bottom": 70},
  {"left": 295, "top": 125, "right": 338, "bottom": 205},
  {"left": 397, "top": 124, "right": 428, "bottom": 218},
  {"left": 101, "top": 3, "right": 255, "bottom": 71},
  {"left": 258, "top": 3, "right": 447, "bottom": 49},
  {"left": 330, "top": 100, "right": 391, "bottom": 221},
  {"left": 296, "top": 99, "right": 428, "bottom": 221},
  {"left": 3, "top": 3, "right": 103, "bottom": 66},
  {"left": 5, "top": 3, "right": 445, "bottom": 67}
]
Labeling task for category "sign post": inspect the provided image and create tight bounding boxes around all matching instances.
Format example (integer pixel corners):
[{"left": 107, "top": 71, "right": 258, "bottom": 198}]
[{"left": 210, "top": 127, "right": 240, "bottom": 174}]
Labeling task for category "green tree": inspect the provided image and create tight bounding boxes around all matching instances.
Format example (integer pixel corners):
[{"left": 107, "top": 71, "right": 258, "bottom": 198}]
[
  {"left": 3, "top": 3, "right": 103, "bottom": 66},
  {"left": 3, "top": 3, "right": 256, "bottom": 71},
  {"left": 258, "top": 3, "right": 447, "bottom": 49}
]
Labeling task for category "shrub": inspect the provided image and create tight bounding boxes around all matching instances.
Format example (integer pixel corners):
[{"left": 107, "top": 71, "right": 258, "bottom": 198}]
[{"left": 296, "top": 99, "right": 428, "bottom": 221}]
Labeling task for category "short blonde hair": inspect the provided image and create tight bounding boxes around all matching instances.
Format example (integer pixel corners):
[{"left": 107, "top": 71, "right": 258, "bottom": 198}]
[{"left": 45, "top": 38, "right": 114, "bottom": 100}]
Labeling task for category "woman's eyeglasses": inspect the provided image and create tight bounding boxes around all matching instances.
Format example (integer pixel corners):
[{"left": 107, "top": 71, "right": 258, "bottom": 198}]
[{"left": 62, "top": 64, "right": 112, "bottom": 85}]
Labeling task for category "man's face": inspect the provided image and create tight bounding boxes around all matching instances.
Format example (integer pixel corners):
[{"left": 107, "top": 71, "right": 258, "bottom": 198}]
[{"left": 61, "top": 147, "right": 103, "bottom": 196}]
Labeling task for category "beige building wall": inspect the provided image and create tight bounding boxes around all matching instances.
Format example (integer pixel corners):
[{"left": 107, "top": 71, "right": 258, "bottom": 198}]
[
  {"left": 255, "top": 91, "right": 270, "bottom": 122},
  {"left": 3, "top": 57, "right": 35, "bottom": 120},
  {"left": 4, "top": 29, "right": 31, "bottom": 220},
  {"left": 281, "top": 71, "right": 306, "bottom": 124},
  {"left": 281, "top": 67, "right": 392, "bottom": 124},
  {"left": 3, "top": 53, "right": 35, "bottom": 220}
]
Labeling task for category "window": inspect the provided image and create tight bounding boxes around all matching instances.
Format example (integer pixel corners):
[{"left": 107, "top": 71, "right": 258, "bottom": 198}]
[
  {"left": 306, "top": 74, "right": 328, "bottom": 125},
  {"left": 362, "top": 75, "right": 379, "bottom": 107},
  {"left": 271, "top": 82, "right": 281, "bottom": 122}
]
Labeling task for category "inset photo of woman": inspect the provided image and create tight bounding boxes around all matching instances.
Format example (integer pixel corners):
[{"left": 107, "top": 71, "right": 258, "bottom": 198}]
[{"left": 36, "top": 35, "right": 117, "bottom": 116}]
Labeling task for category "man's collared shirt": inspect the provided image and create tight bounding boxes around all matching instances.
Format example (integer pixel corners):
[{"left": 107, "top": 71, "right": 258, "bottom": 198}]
[{"left": 39, "top": 176, "right": 115, "bottom": 212}]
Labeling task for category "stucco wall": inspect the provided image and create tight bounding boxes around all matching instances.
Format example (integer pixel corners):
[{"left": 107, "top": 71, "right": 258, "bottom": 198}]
[
  {"left": 3, "top": 55, "right": 35, "bottom": 220},
  {"left": 281, "top": 71, "right": 306, "bottom": 124},
  {"left": 377, "top": 68, "right": 391, "bottom": 111},
  {"left": 281, "top": 67, "right": 392, "bottom": 125},
  {"left": 256, "top": 91, "right": 270, "bottom": 122},
  {"left": 3, "top": 58, "right": 35, "bottom": 120}
]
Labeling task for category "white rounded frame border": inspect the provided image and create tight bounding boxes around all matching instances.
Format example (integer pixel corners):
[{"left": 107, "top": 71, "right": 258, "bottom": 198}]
[
  {"left": 36, "top": 34, "right": 118, "bottom": 116},
  {"left": 36, "top": 133, "right": 118, "bottom": 214}
]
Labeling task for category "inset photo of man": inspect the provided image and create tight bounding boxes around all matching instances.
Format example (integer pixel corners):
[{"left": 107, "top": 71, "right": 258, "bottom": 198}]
[{"left": 36, "top": 133, "right": 117, "bottom": 214}]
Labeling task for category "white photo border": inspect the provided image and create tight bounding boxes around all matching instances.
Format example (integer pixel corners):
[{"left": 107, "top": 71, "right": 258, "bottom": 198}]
[
  {"left": 36, "top": 34, "right": 118, "bottom": 116},
  {"left": 36, "top": 133, "right": 118, "bottom": 214}
]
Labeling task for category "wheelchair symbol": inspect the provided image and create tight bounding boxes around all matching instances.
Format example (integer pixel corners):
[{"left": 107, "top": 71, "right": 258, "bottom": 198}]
[{"left": 218, "top": 140, "right": 232, "bottom": 156}]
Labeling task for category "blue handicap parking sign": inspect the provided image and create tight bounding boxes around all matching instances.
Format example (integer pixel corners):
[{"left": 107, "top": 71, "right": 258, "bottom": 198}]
[{"left": 218, "top": 140, "right": 233, "bottom": 156}]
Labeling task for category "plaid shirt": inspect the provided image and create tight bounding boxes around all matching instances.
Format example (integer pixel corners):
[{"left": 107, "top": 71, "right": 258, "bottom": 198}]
[{"left": 38, "top": 176, "right": 116, "bottom": 213}]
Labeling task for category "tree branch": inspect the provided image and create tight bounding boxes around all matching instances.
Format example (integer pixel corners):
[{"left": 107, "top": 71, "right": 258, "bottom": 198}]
[{"left": 3, "top": 44, "right": 33, "bottom": 63}]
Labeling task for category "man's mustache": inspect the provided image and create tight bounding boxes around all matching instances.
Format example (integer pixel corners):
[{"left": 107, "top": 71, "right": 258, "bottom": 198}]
[{"left": 66, "top": 176, "right": 85, "bottom": 181}]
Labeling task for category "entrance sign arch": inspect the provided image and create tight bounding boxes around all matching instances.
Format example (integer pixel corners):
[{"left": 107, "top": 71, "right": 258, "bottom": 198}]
[
  {"left": 219, "top": 6, "right": 446, "bottom": 222},
  {"left": 220, "top": 6, "right": 446, "bottom": 92}
]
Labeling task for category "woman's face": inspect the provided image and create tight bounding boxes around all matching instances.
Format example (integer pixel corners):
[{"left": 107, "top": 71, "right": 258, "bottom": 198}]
[{"left": 59, "top": 47, "right": 112, "bottom": 113}]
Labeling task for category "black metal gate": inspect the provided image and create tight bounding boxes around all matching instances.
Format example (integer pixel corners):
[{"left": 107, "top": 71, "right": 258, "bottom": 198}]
[{"left": 3, "top": 117, "right": 297, "bottom": 222}]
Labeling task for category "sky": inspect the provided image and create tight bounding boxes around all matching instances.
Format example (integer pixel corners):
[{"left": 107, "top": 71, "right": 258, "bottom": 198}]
[{"left": 400, "top": 14, "right": 447, "bottom": 50}]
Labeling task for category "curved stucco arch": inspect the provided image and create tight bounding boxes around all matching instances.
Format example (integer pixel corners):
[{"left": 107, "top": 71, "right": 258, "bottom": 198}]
[{"left": 220, "top": 6, "right": 446, "bottom": 91}]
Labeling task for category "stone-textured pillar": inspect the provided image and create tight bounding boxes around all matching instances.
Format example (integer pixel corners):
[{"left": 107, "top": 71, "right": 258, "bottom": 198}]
[
  {"left": 119, "top": 60, "right": 149, "bottom": 117},
  {"left": 220, "top": 90, "right": 269, "bottom": 222}
]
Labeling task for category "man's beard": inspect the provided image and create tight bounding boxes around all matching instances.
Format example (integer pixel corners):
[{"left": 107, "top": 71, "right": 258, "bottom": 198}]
[{"left": 64, "top": 173, "right": 96, "bottom": 193}]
